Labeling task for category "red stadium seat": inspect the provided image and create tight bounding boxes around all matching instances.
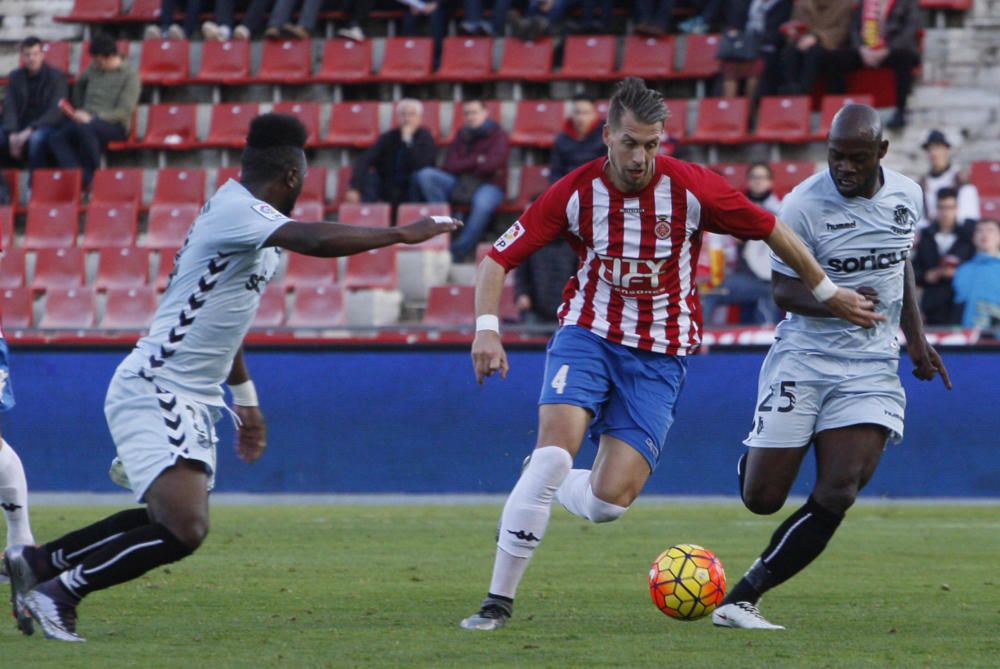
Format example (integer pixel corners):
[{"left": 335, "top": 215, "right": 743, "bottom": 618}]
[
  {"left": 0, "top": 205, "right": 14, "bottom": 249},
  {"left": 423, "top": 284, "right": 474, "bottom": 326},
  {"left": 78, "top": 40, "right": 130, "bottom": 75},
  {"left": 814, "top": 94, "right": 875, "bottom": 140},
  {"left": 30, "top": 168, "right": 82, "bottom": 206},
  {"left": 1, "top": 171, "right": 19, "bottom": 209},
  {"left": 690, "top": 97, "right": 750, "bottom": 144},
  {"left": 338, "top": 203, "right": 391, "bottom": 227},
  {"left": 152, "top": 168, "right": 205, "bottom": 205},
  {"left": 258, "top": 39, "right": 312, "bottom": 83},
  {"left": 94, "top": 246, "right": 150, "bottom": 290},
  {"left": 621, "top": 35, "right": 675, "bottom": 80},
  {"left": 496, "top": 38, "right": 553, "bottom": 81},
  {"left": 771, "top": 160, "right": 816, "bottom": 197},
  {"left": 330, "top": 165, "right": 353, "bottom": 210},
  {"left": 323, "top": 101, "right": 380, "bottom": 147},
  {"left": 711, "top": 162, "right": 749, "bottom": 190},
  {"left": 664, "top": 99, "right": 688, "bottom": 138},
  {"left": 126, "top": 0, "right": 160, "bottom": 21},
  {"left": 969, "top": 161, "right": 1000, "bottom": 197},
  {"left": 344, "top": 248, "right": 397, "bottom": 290},
  {"left": 559, "top": 35, "right": 616, "bottom": 80},
  {"left": 139, "top": 39, "right": 190, "bottom": 85},
  {"left": 31, "top": 248, "right": 85, "bottom": 292},
  {"left": 143, "top": 204, "right": 199, "bottom": 248},
  {"left": 102, "top": 286, "right": 158, "bottom": 329},
  {"left": 216, "top": 166, "right": 241, "bottom": 188},
  {"left": 82, "top": 202, "right": 139, "bottom": 248},
  {"left": 446, "top": 100, "right": 502, "bottom": 144},
  {"left": 290, "top": 201, "right": 324, "bottom": 221},
  {"left": 252, "top": 288, "right": 286, "bottom": 328},
  {"left": 435, "top": 36, "right": 493, "bottom": 81},
  {"left": 283, "top": 253, "right": 338, "bottom": 291},
  {"left": 919, "top": 0, "right": 972, "bottom": 8},
  {"left": 506, "top": 165, "right": 551, "bottom": 213},
  {"left": 678, "top": 34, "right": 721, "bottom": 78},
  {"left": 396, "top": 202, "right": 451, "bottom": 250},
  {"left": 0, "top": 247, "right": 25, "bottom": 289},
  {"left": 56, "top": 0, "right": 120, "bottom": 23},
  {"left": 287, "top": 284, "right": 346, "bottom": 328},
  {"left": 0, "top": 287, "right": 32, "bottom": 328},
  {"left": 316, "top": 38, "right": 372, "bottom": 83},
  {"left": 193, "top": 40, "right": 251, "bottom": 84},
  {"left": 138, "top": 103, "right": 198, "bottom": 149},
  {"left": 204, "top": 103, "right": 259, "bottom": 148},
  {"left": 980, "top": 195, "right": 1000, "bottom": 218},
  {"left": 39, "top": 41, "right": 72, "bottom": 74},
  {"left": 300, "top": 165, "right": 327, "bottom": 205},
  {"left": 392, "top": 99, "right": 442, "bottom": 144},
  {"left": 155, "top": 247, "right": 181, "bottom": 290},
  {"left": 754, "top": 96, "right": 811, "bottom": 143},
  {"left": 510, "top": 100, "right": 564, "bottom": 147},
  {"left": 39, "top": 287, "right": 96, "bottom": 329},
  {"left": 90, "top": 168, "right": 143, "bottom": 207},
  {"left": 271, "top": 101, "right": 321, "bottom": 147},
  {"left": 24, "top": 204, "right": 79, "bottom": 249},
  {"left": 379, "top": 37, "right": 433, "bottom": 83}
]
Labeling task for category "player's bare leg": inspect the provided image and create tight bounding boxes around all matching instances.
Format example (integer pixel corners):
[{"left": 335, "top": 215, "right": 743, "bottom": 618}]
[{"left": 556, "top": 435, "right": 650, "bottom": 520}]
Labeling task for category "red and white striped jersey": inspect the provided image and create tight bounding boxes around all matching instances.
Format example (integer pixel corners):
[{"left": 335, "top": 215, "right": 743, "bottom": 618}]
[{"left": 489, "top": 155, "right": 775, "bottom": 355}]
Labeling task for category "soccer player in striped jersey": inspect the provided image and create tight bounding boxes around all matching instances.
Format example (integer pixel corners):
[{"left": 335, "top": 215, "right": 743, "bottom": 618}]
[
  {"left": 460, "top": 78, "right": 882, "bottom": 631},
  {"left": 3, "top": 114, "right": 459, "bottom": 642}
]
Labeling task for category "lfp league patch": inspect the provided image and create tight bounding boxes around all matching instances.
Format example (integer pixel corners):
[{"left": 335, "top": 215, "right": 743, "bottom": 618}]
[
  {"left": 251, "top": 202, "right": 286, "bottom": 221},
  {"left": 493, "top": 222, "right": 525, "bottom": 251}
]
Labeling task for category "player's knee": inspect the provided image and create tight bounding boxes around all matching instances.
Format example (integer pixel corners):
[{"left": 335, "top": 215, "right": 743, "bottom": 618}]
[
  {"left": 163, "top": 514, "right": 210, "bottom": 551},
  {"left": 584, "top": 488, "right": 629, "bottom": 523},
  {"left": 742, "top": 487, "right": 787, "bottom": 515},
  {"left": 812, "top": 484, "right": 858, "bottom": 515}
]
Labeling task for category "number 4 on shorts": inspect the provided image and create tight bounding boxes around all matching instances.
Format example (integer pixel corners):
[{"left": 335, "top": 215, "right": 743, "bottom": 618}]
[{"left": 551, "top": 364, "right": 570, "bottom": 395}]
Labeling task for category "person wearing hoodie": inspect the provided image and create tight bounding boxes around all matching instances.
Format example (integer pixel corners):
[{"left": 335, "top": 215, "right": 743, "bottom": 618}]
[
  {"left": 549, "top": 95, "right": 606, "bottom": 183},
  {"left": 953, "top": 219, "right": 1000, "bottom": 330},
  {"left": 415, "top": 99, "right": 510, "bottom": 261}
]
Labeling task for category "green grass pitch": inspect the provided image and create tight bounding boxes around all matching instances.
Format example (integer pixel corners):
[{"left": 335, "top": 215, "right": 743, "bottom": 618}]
[{"left": 2, "top": 503, "right": 998, "bottom": 668}]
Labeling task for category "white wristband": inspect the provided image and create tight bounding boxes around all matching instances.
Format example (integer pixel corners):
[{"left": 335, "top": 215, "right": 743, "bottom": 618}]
[
  {"left": 229, "top": 380, "right": 258, "bottom": 407},
  {"left": 476, "top": 314, "right": 500, "bottom": 333},
  {"left": 431, "top": 215, "right": 452, "bottom": 224},
  {"left": 811, "top": 276, "right": 838, "bottom": 302}
]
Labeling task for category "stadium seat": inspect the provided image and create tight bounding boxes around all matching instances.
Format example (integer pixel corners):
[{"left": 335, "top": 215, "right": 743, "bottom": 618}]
[
  {"left": 90, "top": 168, "right": 144, "bottom": 207},
  {"left": 711, "top": 162, "right": 749, "bottom": 190},
  {"left": 300, "top": 166, "right": 328, "bottom": 206},
  {"left": 139, "top": 39, "right": 191, "bottom": 85},
  {"left": 252, "top": 288, "right": 286, "bottom": 328},
  {"left": 39, "top": 286, "right": 96, "bottom": 329},
  {"left": 258, "top": 39, "right": 312, "bottom": 83},
  {"left": 40, "top": 41, "right": 72, "bottom": 74},
  {"left": 78, "top": 39, "right": 130, "bottom": 75},
  {"left": 1, "top": 171, "right": 19, "bottom": 209},
  {"left": 690, "top": 97, "right": 750, "bottom": 144},
  {"left": 620, "top": 35, "right": 676, "bottom": 80},
  {"left": 969, "top": 161, "right": 1000, "bottom": 197},
  {"left": 435, "top": 36, "right": 493, "bottom": 81},
  {"left": 193, "top": 40, "right": 251, "bottom": 84},
  {"left": 94, "top": 247, "right": 150, "bottom": 290},
  {"left": 338, "top": 203, "right": 391, "bottom": 227},
  {"left": 30, "top": 168, "right": 82, "bottom": 206},
  {"left": 204, "top": 103, "right": 259, "bottom": 148},
  {"left": 422, "top": 284, "right": 474, "bottom": 326},
  {"left": 506, "top": 164, "right": 551, "bottom": 213},
  {"left": 0, "top": 247, "right": 25, "bottom": 289},
  {"left": 81, "top": 202, "right": 139, "bottom": 249},
  {"left": 155, "top": 247, "right": 181, "bottom": 290},
  {"left": 0, "top": 287, "right": 32, "bottom": 328},
  {"left": 152, "top": 168, "right": 206, "bottom": 205},
  {"left": 271, "top": 101, "right": 321, "bottom": 147},
  {"left": 445, "top": 100, "right": 502, "bottom": 144},
  {"left": 678, "top": 34, "right": 722, "bottom": 78},
  {"left": 323, "top": 101, "right": 380, "bottom": 147},
  {"left": 283, "top": 253, "right": 338, "bottom": 291},
  {"left": 814, "top": 94, "right": 875, "bottom": 140},
  {"left": 396, "top": 202, "right": 451, "bottom": 250},
  {"left": 0, "top": 205, "right": 14, "bottom": 249},
  {"left": 919, "top": 0, "right": 972, "bottom": 8},
  {"left": 343, "top": 247, "right": 398, "bottom": 289},
  {"left": 393, "top": 99, "right": 442, "bottom": 144},
  {"left": 510, "top": 100, "right": 565, "bottom": 147},
  {"left": 56, "top": 0, "right": 120, "bottom": 23},
  {"left": 496, "top": 38, "right": 553, "bottom": 81},
  {"left": 137, "top": 103, "right": 198, "bottom": 149},
  {"left": 330, "top": 165, "right": 353, "bottom": 210},
  {"left": 753, "top": 96, "right": 811, "bottom": 143},
  {"left": 126, "top": 0, "right": 160, "bottom": 21},
  {"left": 102, "top": 286, "right": 158, "bottom": 329},
  {"left": 559, "top": 35, "right": 616, "bottom": 80},
  {"left": 378, "top": 37, "right": 433, "bottom": 83},
  {"left": 980, "top": 195, "right": 1000, "bottom": 218},
  {"left": 771, "top": 160, "right": 817, "bottom": 197},
  {"left": 24, "top": 203, "right": 79, "bottom": 249},
  {"left": 143, "top": 204, "right": 199, "bottom": 248},
  {"left": 215, "top": 166, "right": 241, "bottom": 188},
  {"left": 315, "top": 38, "right": 372, "bottom": 83},
  {"left": 290, "top": 201, "right": 324, "bottom": 221},
  {"left": 664, "top": 99, "right": 688, "bottom": 139},
  {"left": 31, "top": 248, "right": 85, "bottom": 292},
  {"left": 287, "top": 284, "right": 346, "bottom": 328}
]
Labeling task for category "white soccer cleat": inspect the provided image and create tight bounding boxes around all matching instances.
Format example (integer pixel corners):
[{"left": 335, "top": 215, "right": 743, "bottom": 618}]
[
  {"left": 459, "top": 598, "right": 512, "bottom": 631},
  {"left": 712, "top": 602, "right": 785, "bottom": 630}
]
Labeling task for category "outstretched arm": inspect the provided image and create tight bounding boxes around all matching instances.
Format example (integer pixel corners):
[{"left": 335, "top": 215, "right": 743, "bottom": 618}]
[
  {"left": 901, "top": 259, "right": 952, "bottom": 389},
  {"left": 264, "top": 216, "right": 461, "bottom": 257}
]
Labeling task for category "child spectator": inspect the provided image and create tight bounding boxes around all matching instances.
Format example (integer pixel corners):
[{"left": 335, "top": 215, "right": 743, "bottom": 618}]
[{"left": 953, "top": 219, "right": 1000, "bottom": 330}]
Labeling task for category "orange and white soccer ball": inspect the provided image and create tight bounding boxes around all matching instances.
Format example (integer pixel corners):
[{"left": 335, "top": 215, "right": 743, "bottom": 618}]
[{"left": 648, "top": 544, "right": 727, "bottom": 621}]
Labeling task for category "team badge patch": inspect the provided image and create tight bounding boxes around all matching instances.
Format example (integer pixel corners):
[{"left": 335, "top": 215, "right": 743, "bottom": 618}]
[
  {"left": 494, "top": 222, "right": 525, "bottom": 251},
  {"left": 251, "top": 202, "right": 286, "bottom": 221},
  {"left": 654, "top": 215, "right": 671, "bottom": 240}
]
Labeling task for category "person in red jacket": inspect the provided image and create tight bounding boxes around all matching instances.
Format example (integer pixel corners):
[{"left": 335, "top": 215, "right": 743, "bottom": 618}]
[{"left": 414, "top": 99, "right": 510, "bottom": 261}]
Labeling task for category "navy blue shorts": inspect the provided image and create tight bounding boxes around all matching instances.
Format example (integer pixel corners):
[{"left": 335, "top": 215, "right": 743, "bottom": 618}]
[
  {"left": 0, "top": 338, "right": 15, "bottom": 412},
  {"left": 538, "top": 326, "right": 687, "bottom": 471}
]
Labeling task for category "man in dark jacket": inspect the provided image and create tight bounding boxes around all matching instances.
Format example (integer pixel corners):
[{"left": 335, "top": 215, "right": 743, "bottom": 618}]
[
  {"left": 913, "top": 187, "right": 975, "bottom": 325},
  {"left": 1, "top": 37, "right": 68, "bottom": 172},
  {"left": 415, "top": 99, "right": 509, "bottom": 261},
  {"left": 344, "top": 98, "right": 436, "bottom": 208},
  {"left": 549, "top": 96, "right": 605, "bottom": 183}
]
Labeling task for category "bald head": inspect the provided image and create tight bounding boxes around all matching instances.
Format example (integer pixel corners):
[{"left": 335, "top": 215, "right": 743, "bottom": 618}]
[
  {"left": 827, "top": 104, "right": 889, "bottom": 199},
  {"left": 829, "top": 104, "right": 883, "bottom": 143}
]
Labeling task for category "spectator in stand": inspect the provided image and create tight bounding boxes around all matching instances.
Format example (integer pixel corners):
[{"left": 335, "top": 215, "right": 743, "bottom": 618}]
[
  {"left": 515, "top": 238, "right": 579, "bottom": 324},
  {"left": 635, "top": 1, "right": 676, "bottom": 35},
  {"left": 953, "top": 219, "right": 1000, "bottom": 330},
  {"left": 549, "top": 95, "right": 605, "bottom": 183},
  {"left": 716, "top": 0, "right": 793, "bottom": 100},
  {"left": 47, "top": 35, "right": 140, "bottom": 189},
  {"left": 145, "top": 0, "right": 257, "bottom": 40},
  {"left": 777, "top": 0, "right": 852, "bottom": 95},
  {"left": 678, "top": 0, "right": 724, "bottom": 34},
  {"left": 822, "top": 0, "right": 923, "bottom": 129},
  {"left": 700, "top": 162, "right": 782, "bottom": 325},
  {"left": 415, "top": 99, "right": 509, "bottom": 262},
  {"left": 913, "top": 188, "right": 975, "bottom": 326},
  {"left": 509, "top": 0, "right": 614, "bottom": 39},
  {"left": 0, "top": 37, "right": 68, "bottom": 173},
  {"left": 919, "top": 129, "right": 980, "bottom": 225},
  {"left": 344, "top": 99, "right": 437, "bottom": 208},
  {"left": 262, "top": 0, "right": 372, "bottom": 40}
]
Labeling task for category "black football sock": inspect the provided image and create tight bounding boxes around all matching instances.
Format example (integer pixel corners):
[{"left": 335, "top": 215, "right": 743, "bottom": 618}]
[
  {"left": 41, "top": 508, "right": 151, "bottom": 576},
  {"left": 56, "top": 523, "right": 192, "bottom": 600},
  {"left": 725, "top": 495, "right": 844, "bottom": 605}
]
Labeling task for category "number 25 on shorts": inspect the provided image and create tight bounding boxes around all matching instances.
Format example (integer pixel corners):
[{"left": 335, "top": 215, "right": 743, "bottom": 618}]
[
  {"left": 551, "top": 364, "right": 570, "bottom": 395},
  {"left": 758, "top": 381, "right": 797, "bottom": 413}
]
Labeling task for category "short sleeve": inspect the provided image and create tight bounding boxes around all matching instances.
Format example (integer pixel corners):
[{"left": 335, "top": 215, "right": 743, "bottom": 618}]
[
  {"left": 488, "top": 178, "right": 571, "bottom": 272},
  {"left": 770, "top": 191, "right": 815, "bottom": 279},
  {"left": 693, "top": 166, "right": 776, "bottom": 240},
  {"left": 211, "top": 195, "right": 293, "bottom": 253}
]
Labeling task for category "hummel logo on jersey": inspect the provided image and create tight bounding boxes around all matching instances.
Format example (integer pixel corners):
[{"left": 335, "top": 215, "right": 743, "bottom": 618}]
[
  {"left": 828, "top": 248, "right": 909, "bottom": 273},
  {"left": 1, "top": 502, "right": 22, "bottom": 512},
  {"left": 507, "top": 529, "right": 541, "bottom": 542},
  {"left": 826, "top": 221, "right": 856, "bottom": 231},
  {"left": 596, "top": 255, "right": 670, "bottom": 297}
]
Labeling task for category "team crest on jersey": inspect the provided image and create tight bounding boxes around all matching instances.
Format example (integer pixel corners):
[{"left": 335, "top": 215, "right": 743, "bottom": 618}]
[
  {"left": 494, "top": 222, "right": 525, "bottom": 251},
  {"left": 251, "top": 202, "right": 285, "bottom": 221},
  {"left": 891, "top": 205, "right": 915, "bottom": 235},
  {"left": 654, "top": 215, "right": 671, "bottom": 240}
]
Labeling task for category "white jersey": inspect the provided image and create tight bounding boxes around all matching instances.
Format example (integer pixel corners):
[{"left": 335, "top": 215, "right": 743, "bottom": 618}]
[
  {"left": 122, "top": 180, "right": 289, "bottom": 405},
  {"left": 771, "top": 167, "right": 923, "bottom": 361}
]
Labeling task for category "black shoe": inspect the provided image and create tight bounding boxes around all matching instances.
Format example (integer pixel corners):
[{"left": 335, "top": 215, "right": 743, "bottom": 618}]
[
  {"left": 4, "top": 545, "right": 43, "bottom": 636},
  {"left": 22, "top": 580, "right": 84, "bottom": 642}
]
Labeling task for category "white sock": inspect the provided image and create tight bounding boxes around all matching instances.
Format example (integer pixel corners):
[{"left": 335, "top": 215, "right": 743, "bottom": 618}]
[
  {"left": 556, "top": 469, "right": 629, "bottom": 523},
  {"left": 0, "top": 440, "right": 34, "bottom": 546},
  {"left": 490, "top": 446, "right": 572, "bottom": 599}
]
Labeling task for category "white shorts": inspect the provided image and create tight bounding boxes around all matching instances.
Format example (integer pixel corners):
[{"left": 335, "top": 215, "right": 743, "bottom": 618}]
[
  {"left": 105, "top": 370, "right": 221, "bottom": 502},
  {"left": 743, "top": 348, "right": 905, "bottom": 449}
]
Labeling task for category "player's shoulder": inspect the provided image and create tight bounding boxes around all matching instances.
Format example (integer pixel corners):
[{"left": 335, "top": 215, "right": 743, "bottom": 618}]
[
  {"left": 543, "top": 157, "right": 605, "bottom": 204},
  {"left": 654, "top": 154, "right": 716, "bottom": 185},
  {"left": 778, "top": 169, "right": 831, "bottom": 215},
  {"left": 882, "top": 167, "right": 924, "bottom": 207},
  {"left": 207, "top": 180, "right": 286, "bottom": 223}
]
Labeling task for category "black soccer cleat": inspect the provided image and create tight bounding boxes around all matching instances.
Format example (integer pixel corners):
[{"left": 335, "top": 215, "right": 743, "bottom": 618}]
[
  {"left": 22, "top": 580, "right": 84, "bottom": 642},
  {"left": 4, "top": 545, "right": 42, "bottom": 636}
]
